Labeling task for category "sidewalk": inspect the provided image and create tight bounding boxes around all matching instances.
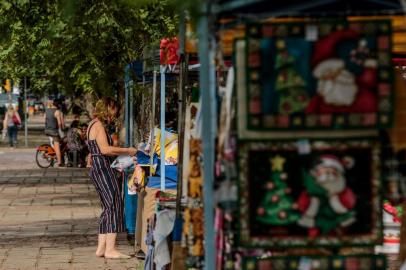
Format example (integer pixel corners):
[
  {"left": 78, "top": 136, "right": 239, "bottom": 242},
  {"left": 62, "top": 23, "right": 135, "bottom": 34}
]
[
  {"left": 0, "top": 168, "right": 143, "bottom": 270},
  {"left": 0, "top": 148, "right": 39, "bottom": 170}
]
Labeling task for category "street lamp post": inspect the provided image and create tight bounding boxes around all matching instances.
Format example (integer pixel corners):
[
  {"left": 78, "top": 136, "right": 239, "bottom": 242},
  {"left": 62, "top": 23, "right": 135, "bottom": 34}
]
[{"left": 24, "top": 77, "right": 28, "bottom": 147}]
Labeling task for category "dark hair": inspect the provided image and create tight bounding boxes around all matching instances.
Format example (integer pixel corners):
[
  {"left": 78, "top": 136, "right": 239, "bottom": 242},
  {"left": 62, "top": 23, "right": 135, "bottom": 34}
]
[
  {"left": 53, "top": 99, "right": 60, "bottom": 108},
  {"left": 70, "top": 120, "right": 80, "bottom": 129}
]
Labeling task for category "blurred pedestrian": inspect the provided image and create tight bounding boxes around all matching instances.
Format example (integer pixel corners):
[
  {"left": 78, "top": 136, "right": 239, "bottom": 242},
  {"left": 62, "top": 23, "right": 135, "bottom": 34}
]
[
  {"left": 2, "top": 105, "right": 21, "bottom": 148},
  {"left": 44, "top": 99, "right": 65, "bottom": 167},
  {"left": 66, "top": 120, "right": 88, "bottom": 167}
]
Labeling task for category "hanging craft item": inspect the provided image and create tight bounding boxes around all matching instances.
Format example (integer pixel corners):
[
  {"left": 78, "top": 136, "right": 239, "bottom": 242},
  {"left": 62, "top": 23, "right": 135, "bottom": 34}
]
[
  {"left": 160, "top": 37, "right": 179, "bottom": 72},
  {"left": 238, "top": 140, "right": 381, "bottom": 247},
  {"left": 183, "top": 139, "right": 205, "bottom": 269},
  {"left": 242, "top": 254, "right": 387, "bottom": 270},
  {"left": 238, "top": 20, "right": 393, "bottom": 138},
  {"left": 256, "top": 155, "right": 300, "bottom": 225},
  {"left": 375, "top": 200, "right": 402, "bottom": 255}
]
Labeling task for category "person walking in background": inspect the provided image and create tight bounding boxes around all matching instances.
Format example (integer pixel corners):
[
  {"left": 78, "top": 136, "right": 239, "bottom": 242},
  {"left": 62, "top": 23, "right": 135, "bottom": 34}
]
[
  {"left": 44, "top": 99, "right": 65, "bottom": 167},
  {"left": 86, "top": 97, "right": 137, "bottom": 259},
  {"left": 66, "top": 120, "right": 88, "bottom": 167},
  {"left": 2, "top": 105, "right": 21, "bottom": 148}
]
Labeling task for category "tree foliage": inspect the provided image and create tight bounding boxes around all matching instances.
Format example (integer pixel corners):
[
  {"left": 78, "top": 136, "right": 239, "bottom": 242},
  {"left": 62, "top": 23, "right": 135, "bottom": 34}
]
[{"left": 0, "top": 0, "right": 178, "bottom": 96}]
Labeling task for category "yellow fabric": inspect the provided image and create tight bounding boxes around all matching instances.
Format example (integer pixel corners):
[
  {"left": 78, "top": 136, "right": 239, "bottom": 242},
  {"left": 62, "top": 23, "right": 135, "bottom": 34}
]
[{"left": 153, "top": 128, "right": 178, "bottom": 165}]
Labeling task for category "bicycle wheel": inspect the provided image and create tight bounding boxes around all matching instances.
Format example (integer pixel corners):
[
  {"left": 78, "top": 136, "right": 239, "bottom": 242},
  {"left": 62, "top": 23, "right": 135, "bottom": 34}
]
[{"left": 36, "top": 144, "right": 55, "bottom": 168}]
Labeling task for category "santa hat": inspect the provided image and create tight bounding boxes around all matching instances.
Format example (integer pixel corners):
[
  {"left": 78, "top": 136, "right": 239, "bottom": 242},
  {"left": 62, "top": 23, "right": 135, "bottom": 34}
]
[
  {"left": 316, "top": 155, "right": 345, "bottom": 173},
  {"left": 311, "top": 30, "right": 359, "bottom": 67},
  {"left": 315, "top": 155, "right": 355, "bottom": 173},
  {"left": 313, "top": 58, "right": 345, "bottom": 79}
]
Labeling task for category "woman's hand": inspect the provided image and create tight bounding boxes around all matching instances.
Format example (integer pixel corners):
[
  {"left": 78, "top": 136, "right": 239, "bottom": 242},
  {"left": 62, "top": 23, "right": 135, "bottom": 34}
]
[{"left": 127, "top": 147, "right": 137, "bottom": 156}]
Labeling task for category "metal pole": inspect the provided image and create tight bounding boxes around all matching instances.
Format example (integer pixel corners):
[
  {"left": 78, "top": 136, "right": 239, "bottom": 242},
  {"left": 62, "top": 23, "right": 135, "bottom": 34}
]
[
  {"left": 176, "top": 11, "right": 187, "bottom": 217},
  {"left": 150, "top": 71, "right": 157, "bottom": 176},
  {"left": 160, "top": 65, "right": 166, "bottom": 192},
  {"left": 198, "top": 6, "right": 216, "bottom": 270},
  {"left": 124, "top": 67, "right": 130, "bottom": 147},
  {"left": 24, "top": 77, "right": 28, "bottom": 147},
  {"left": 129, "top": 79, "right": 134, "bottom": 145}
]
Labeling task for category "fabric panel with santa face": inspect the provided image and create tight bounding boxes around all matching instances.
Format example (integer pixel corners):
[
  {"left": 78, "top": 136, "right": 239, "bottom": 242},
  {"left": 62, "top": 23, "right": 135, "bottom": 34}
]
[
  {"left": 243, "top": 20, "right": 392, "bottom": 134},
  {"left": 238, "top": 140, "right": 382, "bottom": 248}
]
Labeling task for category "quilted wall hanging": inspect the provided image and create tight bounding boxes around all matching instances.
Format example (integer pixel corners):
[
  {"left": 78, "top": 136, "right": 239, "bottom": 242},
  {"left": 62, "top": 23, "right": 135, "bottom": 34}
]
[
  {"left": 240, "top": 20, "right": 392, "bottom": 136},
  {"left": 242, "top": 254, "right": 387, "bottom": 270},
  {"left": 238, "top": 139, "right": 382, "bottom": 248}
]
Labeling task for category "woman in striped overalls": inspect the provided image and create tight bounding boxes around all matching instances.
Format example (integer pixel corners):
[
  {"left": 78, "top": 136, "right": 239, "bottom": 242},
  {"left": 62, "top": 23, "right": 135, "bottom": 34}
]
[{"left": 87, "top": 98, "right": 137, "bottom": 259}]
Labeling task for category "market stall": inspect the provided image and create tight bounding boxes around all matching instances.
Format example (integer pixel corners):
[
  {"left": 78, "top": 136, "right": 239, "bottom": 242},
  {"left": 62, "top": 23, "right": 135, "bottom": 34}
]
[{"left": 191, "top": 1, "right": 406, "bottom": 270}]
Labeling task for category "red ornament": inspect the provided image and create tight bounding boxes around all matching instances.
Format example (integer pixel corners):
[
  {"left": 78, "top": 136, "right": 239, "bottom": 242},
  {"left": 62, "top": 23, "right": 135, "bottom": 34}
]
[
  {"left": 284, "top": 187, "right": 292, "bottom": 194},
  {"left": 266, "top": 182, "right": 275, "bottom": 190},
  {"left": 278, "top": 211, "right": 287, "bottom": 219},
  {"left": 257, "top": 207, "right": 265, "bottom": 216},
  {"left": 271, "top": 195, "right": 279, "bottom": 203}
]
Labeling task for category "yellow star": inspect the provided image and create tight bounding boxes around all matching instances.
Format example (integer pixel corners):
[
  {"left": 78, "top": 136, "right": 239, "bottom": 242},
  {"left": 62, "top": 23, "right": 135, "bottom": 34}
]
[
  {"left": 290, "top": 261, "right": 298, "bottom": 268},
  {"left": 270, "top": 155, "right": 286, "bottom": 172},
  {"left": 293, "top": 117, "right": 302, "bottom": 126},
  {"left": 333, "top": 259, "right": 342, "bottom": 268},
  {"left": 276, "top": 39, "right": 286, "bottom": 49},
  {"left": 246, "top": 261, "right": 256, "bottom": 270}
]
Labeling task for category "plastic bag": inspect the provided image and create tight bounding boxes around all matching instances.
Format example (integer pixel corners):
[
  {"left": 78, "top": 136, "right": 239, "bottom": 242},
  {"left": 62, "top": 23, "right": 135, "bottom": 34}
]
[
  {"left": 1, "top": 129, "right": 7, "bottom": 141},
  {"left": 111, "top": 155, "right": 134, "bottom": 172},
  {"left": 58, "top": 128, "right": 65, "bottom": 139}
]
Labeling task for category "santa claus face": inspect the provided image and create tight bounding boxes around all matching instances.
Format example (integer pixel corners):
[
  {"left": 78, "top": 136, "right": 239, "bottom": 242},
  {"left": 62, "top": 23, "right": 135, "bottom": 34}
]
[
  {"left": 312, "top": 165, "right": 346, "bottom": 194},
  {"left": 314, "top": 59, "right": 358, "bottom": 106}
]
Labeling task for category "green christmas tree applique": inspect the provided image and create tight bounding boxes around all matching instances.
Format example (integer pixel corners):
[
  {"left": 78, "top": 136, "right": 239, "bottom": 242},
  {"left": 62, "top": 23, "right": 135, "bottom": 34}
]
[
  {"left": 274, "top": 40, "right": 309, "bottom": 115},
  {"left": 256, "top": 155, "right": 300, "bottom": 225}
]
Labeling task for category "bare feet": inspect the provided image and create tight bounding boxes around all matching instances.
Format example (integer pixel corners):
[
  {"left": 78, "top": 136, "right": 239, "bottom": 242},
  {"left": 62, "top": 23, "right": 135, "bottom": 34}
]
[
  {"left": 96, "top": 234, "right": 107, "bottom": 257},
  {"left": 95, "top": 249, "right": 105, "bottom": 257},
  {"left": 104, "top": 250, "right": 131, "bottom": 259}
]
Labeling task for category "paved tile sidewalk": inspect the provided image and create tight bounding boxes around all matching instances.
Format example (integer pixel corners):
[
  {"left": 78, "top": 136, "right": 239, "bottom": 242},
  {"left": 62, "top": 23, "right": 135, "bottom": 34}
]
[{"left": 0, "top": 168, "right": 143, "bottom": 270}]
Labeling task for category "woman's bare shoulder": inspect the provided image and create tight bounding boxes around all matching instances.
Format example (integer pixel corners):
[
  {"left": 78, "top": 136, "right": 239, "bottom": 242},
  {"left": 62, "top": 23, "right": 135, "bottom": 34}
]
[{"left": 89, "top": 121, "right": 104, "bottom": 137}]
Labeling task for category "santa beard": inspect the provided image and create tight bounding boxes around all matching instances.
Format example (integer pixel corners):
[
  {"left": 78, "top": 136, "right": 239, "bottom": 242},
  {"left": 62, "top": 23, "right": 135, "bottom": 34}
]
[
  {"left": 317, "top": 70, "right": 358, "bottom": 106},
  {"left": 316, "top": 173, "right": 346, "bottom": 195}
]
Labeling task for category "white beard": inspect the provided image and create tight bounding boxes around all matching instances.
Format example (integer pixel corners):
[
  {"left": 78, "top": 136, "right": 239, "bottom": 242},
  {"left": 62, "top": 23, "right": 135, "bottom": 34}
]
[
  {"left": 316, "top": 173, "right": 346, "bottom": 194},
  {"left": 317, "top": 70, "right": 358, "bottom": 106}
]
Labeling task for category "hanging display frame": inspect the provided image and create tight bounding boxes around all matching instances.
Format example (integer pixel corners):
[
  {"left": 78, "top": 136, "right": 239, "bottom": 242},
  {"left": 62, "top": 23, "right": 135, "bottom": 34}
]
[
  {"left": 242, "top": 254, "right": 387, "bottom": 270},
  {"left": 237, "top": 139, "right": 382, "bottom": 248},
  {"left": 236, "top": 19, "right": 393, "bottom": 139}
]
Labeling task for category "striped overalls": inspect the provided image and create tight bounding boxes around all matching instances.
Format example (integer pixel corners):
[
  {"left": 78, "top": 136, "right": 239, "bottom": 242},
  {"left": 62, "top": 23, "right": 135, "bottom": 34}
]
[{"left": 87, "top": 120, "right": 125, "bottom": 234}]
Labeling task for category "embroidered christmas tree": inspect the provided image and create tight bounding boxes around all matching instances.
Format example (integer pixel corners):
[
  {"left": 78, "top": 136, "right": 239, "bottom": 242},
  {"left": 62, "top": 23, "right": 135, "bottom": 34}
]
[
  {"left": 256, "top": 155, "right": 300, "bottom": 225},
  {"left": 274, "top": 39, "right": 309, "bottom": 114}
]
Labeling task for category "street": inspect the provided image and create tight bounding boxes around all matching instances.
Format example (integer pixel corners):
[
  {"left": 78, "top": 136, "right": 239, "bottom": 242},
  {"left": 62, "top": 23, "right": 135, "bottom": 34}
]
[{"left": 0, "top": 149, "right": 142, "bottom": 270}]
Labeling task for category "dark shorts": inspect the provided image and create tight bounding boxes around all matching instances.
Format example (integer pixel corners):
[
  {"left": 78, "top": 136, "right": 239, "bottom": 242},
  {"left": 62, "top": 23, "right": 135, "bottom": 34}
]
[{"left": 49, "top": 135, "right": 61, "bottom": 143}]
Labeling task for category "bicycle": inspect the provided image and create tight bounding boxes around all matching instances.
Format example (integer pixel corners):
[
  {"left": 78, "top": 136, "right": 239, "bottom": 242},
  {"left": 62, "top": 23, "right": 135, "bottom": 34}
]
[{"left": 35, "top": 140, "right": 69, "bottom": 168}]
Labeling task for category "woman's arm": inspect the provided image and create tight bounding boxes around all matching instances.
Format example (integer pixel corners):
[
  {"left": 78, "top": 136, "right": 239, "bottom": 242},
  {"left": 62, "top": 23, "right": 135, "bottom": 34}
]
[
  {"left": 60, "top": 112, "right": 65, "bottom": 128},
  {"left": 54, "top": 110, "right": 62, "bottom": 128},
  {"left": 94, "top": 122, "right": 136, "bottom": 156}
]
